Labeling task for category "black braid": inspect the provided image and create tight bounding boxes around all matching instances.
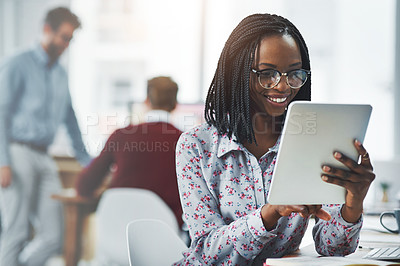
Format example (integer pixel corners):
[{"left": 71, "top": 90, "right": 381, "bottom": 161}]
[{"left": 205, "top": 13, "right": 312, "bottom": 144}]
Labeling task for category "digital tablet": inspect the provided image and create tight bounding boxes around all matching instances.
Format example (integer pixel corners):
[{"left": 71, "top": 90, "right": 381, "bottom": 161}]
[{"left": 267, "top": 102, "right": 372, "bottom": 205}]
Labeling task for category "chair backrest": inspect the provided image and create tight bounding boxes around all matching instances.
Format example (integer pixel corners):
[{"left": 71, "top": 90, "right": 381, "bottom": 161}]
[
  {"left": 95, "top": 188, "right": 180, "bottom": 266},
  {"left": 126, "top": 219, "right": 187, "bottom": 266}
]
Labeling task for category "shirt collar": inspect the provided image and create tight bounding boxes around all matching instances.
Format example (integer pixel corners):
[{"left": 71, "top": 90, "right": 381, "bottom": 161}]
[
  {"left": 144, "top": 110, "right": 171, "bottom": 123},
  {"left": 216, "top": 132, "right": 281, "bottom": 158},
  {"left": 269, "top": 134, "right": 281, "bottom": 153},
  {"left": 217, "top": 133, "right": 242, "bottom": 158}
]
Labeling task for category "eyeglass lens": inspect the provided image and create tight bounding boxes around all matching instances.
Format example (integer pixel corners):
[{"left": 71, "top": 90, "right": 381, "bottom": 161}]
[{"left": 259, "top": 69, "right": 308, "bottom": 89}]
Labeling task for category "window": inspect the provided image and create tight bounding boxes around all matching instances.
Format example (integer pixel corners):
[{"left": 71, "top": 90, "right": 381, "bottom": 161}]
[{"left": 69, "top": 0, "right": 396, "bottom": 160}]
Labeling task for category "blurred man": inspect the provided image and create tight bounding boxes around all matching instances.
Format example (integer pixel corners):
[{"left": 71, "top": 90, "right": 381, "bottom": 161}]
[
  {"left": 76, "top": 76, "right": 183, "bottom": 227},
  {"left": 0, "top": 7, "right": 91, "bottom": 266}
]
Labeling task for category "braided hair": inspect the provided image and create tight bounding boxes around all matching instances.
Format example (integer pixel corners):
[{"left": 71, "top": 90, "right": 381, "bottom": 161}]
[{"left": 205, "top": 13, "right": 311, "bottom": 144}]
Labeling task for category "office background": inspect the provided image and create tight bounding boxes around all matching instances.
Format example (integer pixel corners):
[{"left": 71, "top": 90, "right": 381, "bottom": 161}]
[{"left": 0, "top": 0, "right": 399, "bottom": 205}]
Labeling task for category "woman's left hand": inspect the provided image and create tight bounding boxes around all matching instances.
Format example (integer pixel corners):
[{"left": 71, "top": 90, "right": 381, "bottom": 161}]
[{"left": 321, "top": 139, "right": 375, "bottom": 223}]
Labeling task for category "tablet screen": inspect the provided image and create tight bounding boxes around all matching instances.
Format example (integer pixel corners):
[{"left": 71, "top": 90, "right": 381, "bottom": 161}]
[{"left": 267, "top": 102, "right": 372, "bottom": 205}]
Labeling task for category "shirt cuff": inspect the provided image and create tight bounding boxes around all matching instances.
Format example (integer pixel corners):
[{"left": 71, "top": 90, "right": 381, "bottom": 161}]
[
  {"left": 76, "top": 153, "right": 93, "bottom": 167},
  {"left": 332, "top": 205, "right": 363, "bottom": 237},
  {"left": 246, "top": 208, "right": 277, "bottom": 243}
]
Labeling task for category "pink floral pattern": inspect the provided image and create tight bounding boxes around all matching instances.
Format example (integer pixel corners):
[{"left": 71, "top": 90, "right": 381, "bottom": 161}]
[{"left": 174, "top": 123, "right": 362, "bottom": 265}]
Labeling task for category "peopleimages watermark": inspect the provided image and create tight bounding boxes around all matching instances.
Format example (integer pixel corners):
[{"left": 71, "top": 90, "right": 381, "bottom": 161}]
[
  {"left": 286, "top": 111, "right": 317, "bottom": 135},
  {"left": 232, "top": 111, "right": 317, "bottom": 135},
  {"left": 80, "top": 112, "right": 203, "bottom": 136}
]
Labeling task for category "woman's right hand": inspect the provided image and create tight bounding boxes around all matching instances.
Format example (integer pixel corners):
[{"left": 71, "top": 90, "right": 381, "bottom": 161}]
[{"left": 260, "top": 204, "right": 332, "bottom": 230}]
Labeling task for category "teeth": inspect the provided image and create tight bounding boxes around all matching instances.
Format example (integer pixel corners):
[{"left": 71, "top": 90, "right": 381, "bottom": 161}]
[{"left": 267, "top": 96, "right": 287, "bottom": 103}]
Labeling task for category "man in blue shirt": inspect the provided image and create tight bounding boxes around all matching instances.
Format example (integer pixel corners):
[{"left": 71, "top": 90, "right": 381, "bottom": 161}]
[{"left": 0, "top": 7, "right": 91, "bottom": 266}]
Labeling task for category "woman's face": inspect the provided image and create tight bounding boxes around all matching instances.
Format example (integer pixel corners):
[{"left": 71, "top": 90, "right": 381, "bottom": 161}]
[{"left": 250, "top": 34, "right": 302, "bottom": 117}]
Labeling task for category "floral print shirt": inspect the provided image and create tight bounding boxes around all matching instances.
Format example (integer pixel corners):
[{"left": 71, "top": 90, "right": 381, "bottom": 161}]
[{"left": 174, "top": 123, "right": 362, "bottom": 265}]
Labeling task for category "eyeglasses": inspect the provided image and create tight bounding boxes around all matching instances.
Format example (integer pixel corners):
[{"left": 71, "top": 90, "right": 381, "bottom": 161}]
[{"left": 251, "top": 68, "right": 311, "bottom": 89}]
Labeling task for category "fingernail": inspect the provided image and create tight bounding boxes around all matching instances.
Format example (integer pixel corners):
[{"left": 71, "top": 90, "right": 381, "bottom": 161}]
[
  {"left": 355, "top": 139, "right": 361, "bottom": 146},
  {"left": 322, "top": 166, "right": 331, "bottom": 172},
  {"left": 321, "top": 175, "right": 328, "bottom": 181},
  {"left": 334, "top": 152, "right": 342, "bottom": 159}
]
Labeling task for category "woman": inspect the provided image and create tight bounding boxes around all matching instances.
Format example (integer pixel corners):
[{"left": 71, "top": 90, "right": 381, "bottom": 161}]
[{"left": 175, "top": 13, "right": 375, "bottom": 265}]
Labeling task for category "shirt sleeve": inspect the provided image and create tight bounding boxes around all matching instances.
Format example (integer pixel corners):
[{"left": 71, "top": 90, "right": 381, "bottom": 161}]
[
  {"left": 64, "top": 95, "right": 92, "bottom": 166},
  {"left": 175, "top": 133, "right": 276, "bottom": 265},
  {"left": 0, "top": 58, "right": 23, "bottom": 167},
  {"left": 312, "top": 204, "right": 362, "bottom": 256},
  {"left": 75, "top": 131, "right": 117, "bottom": 197}
]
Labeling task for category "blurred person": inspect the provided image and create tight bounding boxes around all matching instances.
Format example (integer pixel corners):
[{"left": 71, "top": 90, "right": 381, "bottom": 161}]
[
  {"left": 76, "top": 76, "right": 184, "bottom": 227},
  {"left": 0, "top": 7, "right": 91, "bottom": 266}
]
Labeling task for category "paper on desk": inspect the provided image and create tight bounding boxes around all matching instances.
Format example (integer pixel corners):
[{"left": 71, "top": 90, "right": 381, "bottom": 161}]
[
  {"left": 63, "top": 188, "right": 77, "bottom": 196},
  {"left": 265, "top": 256, "right": 396, "bottom": 266}
]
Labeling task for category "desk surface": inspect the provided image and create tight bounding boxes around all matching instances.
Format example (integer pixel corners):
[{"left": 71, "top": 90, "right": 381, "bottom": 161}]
[
  {"left": 51, "top": 188, "right": 98, "bottom": 204},
  {"left": 265, "top": 215, "right": 400, "bottom": 266}
]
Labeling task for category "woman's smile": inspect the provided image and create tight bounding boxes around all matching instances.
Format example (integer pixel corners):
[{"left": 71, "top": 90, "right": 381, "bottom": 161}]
[{"left": 251, "top": 34, "right": 302, "bottom": 117}]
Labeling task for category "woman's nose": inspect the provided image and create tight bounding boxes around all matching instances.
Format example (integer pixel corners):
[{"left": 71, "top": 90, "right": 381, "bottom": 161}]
[{"left": 273, "top": 74, "right": 291, "bottom": 92}]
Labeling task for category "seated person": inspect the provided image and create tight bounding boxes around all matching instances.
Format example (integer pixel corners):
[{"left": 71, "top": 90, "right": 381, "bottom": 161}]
[
  {"left": 174, "top": 13, "right": 375, "bottom": 265},
  {"left": 76, "top": 76, "right": 183, "bottom": 227}
]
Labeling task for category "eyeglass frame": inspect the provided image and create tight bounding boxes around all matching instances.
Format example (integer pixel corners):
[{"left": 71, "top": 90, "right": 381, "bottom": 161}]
[{"left": 251, "top": 68, "right": 311, "bottom": 89}]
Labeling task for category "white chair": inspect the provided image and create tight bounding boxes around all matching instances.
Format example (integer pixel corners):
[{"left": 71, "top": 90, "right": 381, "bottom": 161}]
[
  {"left": 93, "top": 188, "right": 181, "bottom": 266},
  {"left": 126, "top": 219, "right": 187, "bottom": 266}
]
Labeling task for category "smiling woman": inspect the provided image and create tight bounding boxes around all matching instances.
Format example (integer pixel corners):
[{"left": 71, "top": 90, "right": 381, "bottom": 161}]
[
  {"left": 204, "top": 15, "right": 311, "bottom": 146},
  {"left": 175, "top": 13, "right": 376, "bottom": 265},
  {"left": 250, "top": 35, "right": 304, "bottom": 118}
]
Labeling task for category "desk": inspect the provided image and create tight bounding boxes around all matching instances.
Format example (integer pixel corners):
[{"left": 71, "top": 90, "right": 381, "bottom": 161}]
[
  {"left": 53, "top": 156, "right": 82, "bottom": 188},
  {"left": 51, "top": 190, "right": 99, "bottom": 266},
  {"left": 265, "top": 215, "right": 400, "bottom": 266},
  {"left": 52, "top": 156, "right": 110, "bottom": 265}
]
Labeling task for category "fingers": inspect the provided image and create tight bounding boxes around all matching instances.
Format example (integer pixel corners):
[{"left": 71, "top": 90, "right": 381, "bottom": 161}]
[
  {"left": 298, "top": 205, "right": 310, "bottom": 218},
  {"left": 354, "top": 139, "right": 373, "bottom": 170},
  {"left": 315, "top": 208, "right": 332, "bottom": 221},
  {"left": 290, "top": 205, "right": 328, "bottom": 220},
  {"left": 275, "top": 205, "right": 309, "bottom": 218},
  {"left": 319, "top": 141, "right": 375, "bottom": 214},
  {"left": 331, "top": 151, "right": 362, "bottom": 173},
  {"left": 273, "top": 205, "right": 331, "bottom": 221},
  {"left": 321, "top": 139, "right": 375, "bottom": 187},
  {"left": 320, "top": 174, "right": 350, "bottom": 189},
  {"left": 299, "top": 205, "right": 331, "bottom": 221},
  {"left": 331, "top": 140, "right": 372, "bottom": 173},
  {"left": 321, "top": 165, "right": 356, "bottom": 181},
  {"left": 281, "top": 205, "right": 307, "bottom": 217}
]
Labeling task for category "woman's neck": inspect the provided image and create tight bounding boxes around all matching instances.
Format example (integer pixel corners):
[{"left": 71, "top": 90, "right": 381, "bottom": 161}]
[{"left": 243, "top": 113, "right": 283, "bottom": 160}]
